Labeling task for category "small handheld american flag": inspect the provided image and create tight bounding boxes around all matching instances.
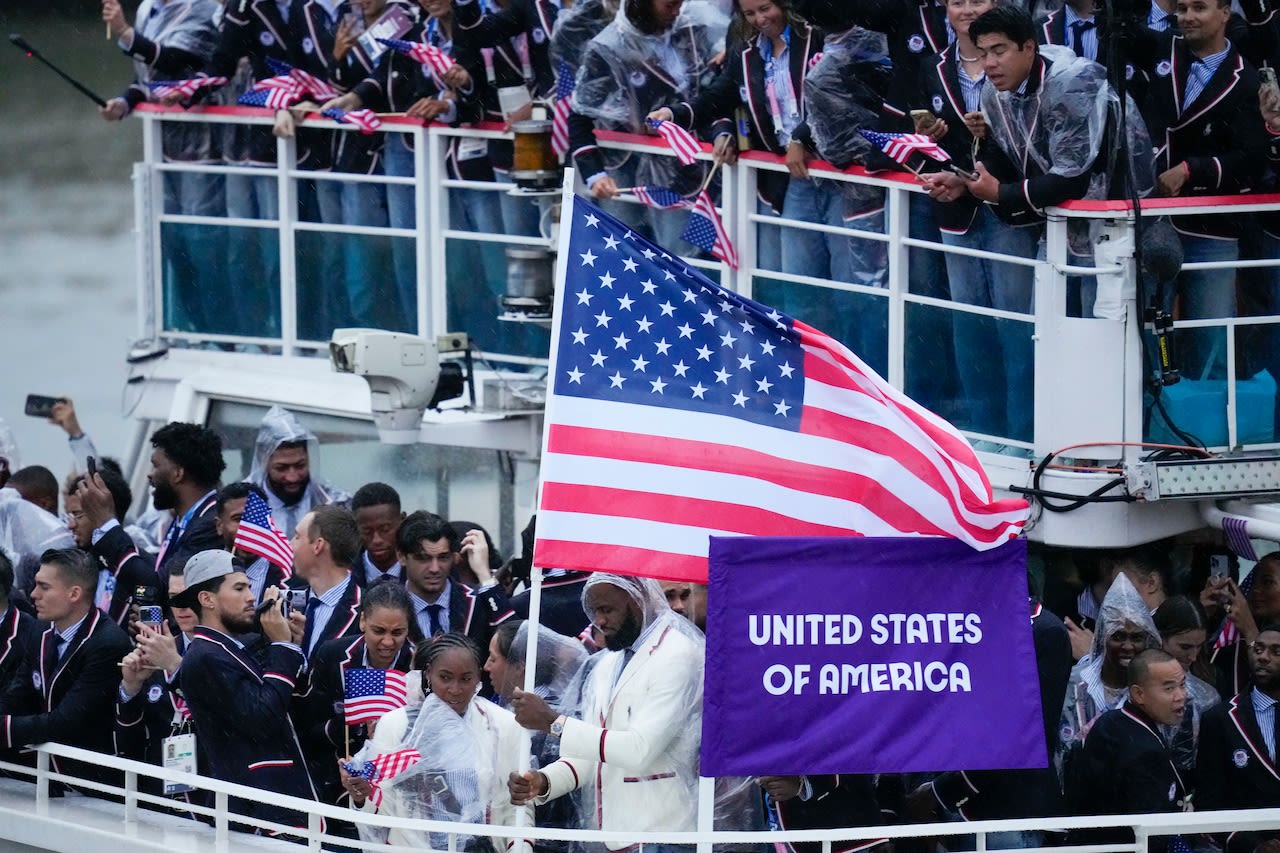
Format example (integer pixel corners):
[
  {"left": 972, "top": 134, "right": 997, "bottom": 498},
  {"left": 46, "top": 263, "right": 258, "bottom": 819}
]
[
  {"left": 148, "top": 76, "right": 227, "bottom": 100},
  {"left": 265, "top": 57, "right": 339, "bottom": 101},
  {"left": 323, "top": 107, "right": 383, "bottom": 135},
  {"left": 342, "top": 748, "right": 422, "bottom": 808},
  {"left": 680, "top": 189, "right": 739, "bottom": 269},
  {"left": 632, "top": 186, "right": 688, "bottom": 210},
  {"left": 232, "top": 491, "right": 294, "bottom": 578},
  {"left": 646, "top": 118, "right": 703, "bottom": 166},
  {"left": 378, "top": 38, "right": 455, "bottom": 78},
  {"left": 238, "top": 87, "right": 300, "bottom": 109},
  {"left": 551, "top": 60, "right": 575, "bottom": 157},
  {"left": 343, "top": 668, "right": 409, "bottom": 725},
  {"left": 859, "top": 128, "right": 951, "bottom": 164}
]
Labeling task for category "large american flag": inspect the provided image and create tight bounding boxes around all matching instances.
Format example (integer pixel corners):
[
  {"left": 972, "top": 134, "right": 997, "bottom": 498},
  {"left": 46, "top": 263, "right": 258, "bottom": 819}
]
[
  {"left": 233, "top": 491, "right": 294, "bottom": 578},
  {"left": 646, "top": 118, "right": 702, "bottom": 166},
  {"left": 342, "top": 748, "right": 422, "bottom": 808},
  {"left": 551, "top": 59, "right": 575, "bottom": 157},
  {"left": 148, "top": 75, "right": 227, "bottom": 100},
  {"left": 859, "top": 129, "right": 951, "bottom": 164},
  {"left": 378, "top": 37, "right": 455, "bottom": 77},
  {"left": 531, "top": 198, "right": 1029, "bottom": 582},
  {"left": 343, "top": 668, "right": 409, "bottom": 724}
]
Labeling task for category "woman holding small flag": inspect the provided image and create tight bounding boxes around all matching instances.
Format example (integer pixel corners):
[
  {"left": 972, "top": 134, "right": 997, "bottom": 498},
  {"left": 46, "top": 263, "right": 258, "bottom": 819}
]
[
  {"left": 341, "top": 632, "right": 534, "bottom": 851},
  {"left": 296, "top": 580, "right": 415, "bottom": 811}
]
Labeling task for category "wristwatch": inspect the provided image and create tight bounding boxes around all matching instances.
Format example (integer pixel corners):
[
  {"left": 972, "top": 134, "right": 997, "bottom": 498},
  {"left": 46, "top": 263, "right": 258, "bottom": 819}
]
[{"left": 549, "top": 714, "right": 567, "bottom": 737}]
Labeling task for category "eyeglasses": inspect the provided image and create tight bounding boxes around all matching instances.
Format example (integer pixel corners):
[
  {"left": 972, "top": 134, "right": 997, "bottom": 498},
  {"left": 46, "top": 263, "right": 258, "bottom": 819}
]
[
  {"left": 66, "top": 510, "right": 86, "bottom": 520},
  {"left": 1251, "top": 643, "right": 1280, "bottom": 658}
]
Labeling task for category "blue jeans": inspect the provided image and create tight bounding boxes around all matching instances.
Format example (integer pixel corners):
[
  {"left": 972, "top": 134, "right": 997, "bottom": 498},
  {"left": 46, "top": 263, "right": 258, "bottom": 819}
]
[
  {"left": 384, "top": 132, "right": 419, "bottom": 331},
  {"left": 224, "top": 169, "right": 281, "bottom": 336},
  {"left": 297, "top": 176, "right": 347, "bottom": 339},
  {"left": 781, "top": 177, "right": 859, "bottom": 282},
  {"left": 340, "top": 174, "right": 395, "bottom": 330},
  {"left": 1168, "top": 233, "right": 1238, "bottom": 379},
  {"left": 941, "top": 208, "right": 1039, "bottom": 441},
  {"left": 755, "top": 197, "right": 783, "bottom": 273},
  {"left": 907, "top": 193, "right": 955, "bottom": 412},
  {"left": 162, "top": 171, "right": 226, "bottom": 334}
]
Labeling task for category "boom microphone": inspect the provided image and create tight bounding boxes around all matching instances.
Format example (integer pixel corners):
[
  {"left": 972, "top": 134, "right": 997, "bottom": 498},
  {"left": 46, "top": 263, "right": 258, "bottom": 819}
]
[{"left": 8, "top": 33, "right": 108, "bottom": 107}]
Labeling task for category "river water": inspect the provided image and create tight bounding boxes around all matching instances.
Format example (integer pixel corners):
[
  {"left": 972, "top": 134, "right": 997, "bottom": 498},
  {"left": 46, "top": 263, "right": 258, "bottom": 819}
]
[{"left": 1, "top": 13, "right": 140, "bottom": 474}]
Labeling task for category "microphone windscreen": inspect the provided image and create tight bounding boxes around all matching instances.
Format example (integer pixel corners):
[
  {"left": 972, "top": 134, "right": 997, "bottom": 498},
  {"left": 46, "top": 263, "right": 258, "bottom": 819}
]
[{"left": 1141, "top": 218, "right": 1184, "bottom": 283}]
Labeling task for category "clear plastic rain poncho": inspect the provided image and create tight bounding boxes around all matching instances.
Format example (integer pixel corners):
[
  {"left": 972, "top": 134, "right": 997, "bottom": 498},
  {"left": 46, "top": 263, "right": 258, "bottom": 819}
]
[
  {"left": 980, "top": 44, "right": 1154, "bottom": 251},
  {"left": 0, "top": 418, "right": 19, "bottom": 475},
  {"left": 549, "top": 0, "right": 620, "bottom": 74},
  {"left": 246, "top": 405, "right": 351, "bottom": 532},
  {"left": 509, "top": 622, "right": 589, "bottom": 702},
  {"left": 1056, "top": 572, "right": 1161, "bottom": 775},
  {"left": 1165, "top": 670, "right": 1221, "bottom": 774},
  {"left": 133, "top": 0, "right": 223, "bottom": 165},
  {"left": 355, "top": 686, "right": 533, "bottom": 850},
  {"left": 571, "top": 0, "right": 727, "bottom": 189},
  {"left": 556, "top": 573, "right": 705, "bottom": 838},
  {"left": 803, "top": 27, "right": 892, "bottom": 170},
  {"left": 0, "top": 488, "right": 76, "bottom": 593}
]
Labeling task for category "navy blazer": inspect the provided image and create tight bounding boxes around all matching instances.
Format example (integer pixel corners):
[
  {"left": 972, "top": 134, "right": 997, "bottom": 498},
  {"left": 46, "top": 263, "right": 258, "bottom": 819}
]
[
  {"left": 1197, "top": 690, "right": 1280, "bottom": 853},
  {"left": 90, "top": 525, "right": 163, "bottom": 624},
  {"left": 179, "top": 626, "right": 315, "bottom": 826},
  {"left": 157, "top": 492, "right": 223, "bottom": 582},
  {"left": 1140, "top": 33, "right": 1265, "bottom": 238},
  {"left": 0, "top": 609, "right": 133, "bottom": 791},
  {"left": 293, "top": 634, "right": 414, "bottom": 804},
  {"left": 0, "top": 605, "right": 40, "bottom": 698}
]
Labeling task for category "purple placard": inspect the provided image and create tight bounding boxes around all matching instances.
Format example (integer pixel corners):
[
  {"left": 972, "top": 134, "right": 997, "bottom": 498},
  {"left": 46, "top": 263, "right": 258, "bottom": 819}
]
[{"left": 701, "top": 536, "right": 1045, "bottom": 776}]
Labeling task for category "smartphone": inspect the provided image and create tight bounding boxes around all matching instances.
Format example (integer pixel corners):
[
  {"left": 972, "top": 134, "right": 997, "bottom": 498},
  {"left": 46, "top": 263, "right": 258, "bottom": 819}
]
[
  {"left": 87, "top": 455, "right": 98, "bottom": 478},
  {"left": 910, "top": 109, "right": 936, "bottom": 123},
  {"left": 1210, "top": 554, "right": 1230, "bottom": 578},
  {"left": 948, "top": 163, "right": 980, "bottom": 181},
  {"left": 138, "top": 605, "right": 165, "bottom": 629},
  {"left": 24, "top": 394, "right": 63, "bottom": 418}
]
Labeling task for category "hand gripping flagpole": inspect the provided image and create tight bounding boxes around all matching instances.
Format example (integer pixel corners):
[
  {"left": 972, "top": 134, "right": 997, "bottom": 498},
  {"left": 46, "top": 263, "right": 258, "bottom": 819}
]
[{"left": 513, "top": 168, "right": 579, "bottom": 835}]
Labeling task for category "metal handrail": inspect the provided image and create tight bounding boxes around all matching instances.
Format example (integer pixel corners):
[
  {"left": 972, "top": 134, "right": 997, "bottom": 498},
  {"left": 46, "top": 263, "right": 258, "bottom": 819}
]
[{"left": 11, "top": 741, "right": 1280, "bottom": 853}]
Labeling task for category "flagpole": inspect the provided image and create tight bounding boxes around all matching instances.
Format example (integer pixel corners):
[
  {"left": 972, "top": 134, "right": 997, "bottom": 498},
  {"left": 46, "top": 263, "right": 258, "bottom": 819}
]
[{"left": 514, "top": 168, "right": 579, "bottom": 828}]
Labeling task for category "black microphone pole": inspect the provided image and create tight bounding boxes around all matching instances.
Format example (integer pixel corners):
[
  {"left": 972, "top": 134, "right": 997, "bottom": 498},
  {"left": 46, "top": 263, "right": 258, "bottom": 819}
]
[{"left": 8, "top": 34, "right": 108, "bottom": 108}]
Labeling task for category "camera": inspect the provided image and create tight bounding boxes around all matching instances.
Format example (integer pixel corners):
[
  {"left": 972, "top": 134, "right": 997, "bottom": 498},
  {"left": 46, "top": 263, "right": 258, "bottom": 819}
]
[{"left": 329, "top": 329, "right": 469, "bottom": 444}]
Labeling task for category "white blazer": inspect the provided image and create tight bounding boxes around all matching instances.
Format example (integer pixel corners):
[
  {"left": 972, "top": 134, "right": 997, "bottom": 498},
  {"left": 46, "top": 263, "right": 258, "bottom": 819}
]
[{"left": 541, "top": 618, "right": 704, "bottom": 847}]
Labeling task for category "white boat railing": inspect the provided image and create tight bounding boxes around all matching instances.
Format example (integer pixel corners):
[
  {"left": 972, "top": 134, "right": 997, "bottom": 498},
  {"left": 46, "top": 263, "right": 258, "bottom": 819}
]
[
  {"left": 7, "top": 740, "right": 1280, "bottom": 853},
  {"left": 130, "top": 105, "right": 1280, "bottom": 464}
]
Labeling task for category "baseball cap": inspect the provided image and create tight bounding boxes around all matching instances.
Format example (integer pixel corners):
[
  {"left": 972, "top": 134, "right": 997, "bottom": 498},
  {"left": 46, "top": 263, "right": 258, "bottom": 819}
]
[{"left": 169, "top": 550, "right": 236, "bottom": 609}]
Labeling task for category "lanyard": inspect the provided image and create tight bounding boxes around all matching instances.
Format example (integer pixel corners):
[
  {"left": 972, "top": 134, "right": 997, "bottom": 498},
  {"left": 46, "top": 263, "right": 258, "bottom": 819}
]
[{"left": 763, "top": 27, "right": 799, "bottom": 135}]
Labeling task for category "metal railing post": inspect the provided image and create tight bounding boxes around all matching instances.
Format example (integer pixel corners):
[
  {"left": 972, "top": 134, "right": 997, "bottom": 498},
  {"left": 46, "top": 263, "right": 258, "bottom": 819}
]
[
  {"left": 215, "top": 789, "right": 229, "bottom": 847},
  {"left": 415, "top": 125, "right": 432, "bottom": 338},
  {"left": 885, "top": 185, "right": 911, "bottom": 389},
  {"left": 277, "top": 134, "right": 299, "bottom": 356},
  {"left": 427, "top": 126, "right": 449, "bottom": 341},
  {"left": 734, "top": 160, "right": 755, "bottom": 300},
  {"left": 35, "top": 749, "right": 49, "bottom": 815},
  {"left": 124, "top": 770, "right": 138, "bottom": 823},
  {"left": 143, "top": 115, "right": 167, "bottom": 338}
]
